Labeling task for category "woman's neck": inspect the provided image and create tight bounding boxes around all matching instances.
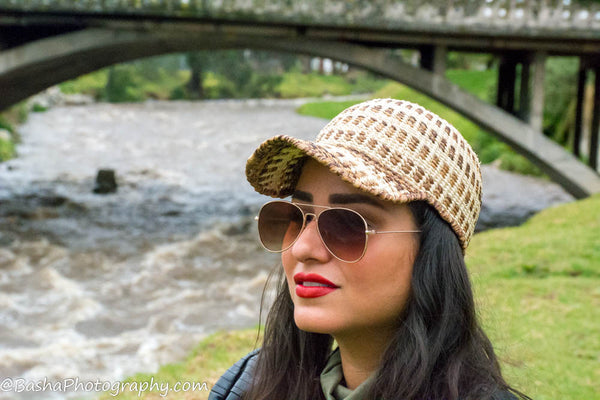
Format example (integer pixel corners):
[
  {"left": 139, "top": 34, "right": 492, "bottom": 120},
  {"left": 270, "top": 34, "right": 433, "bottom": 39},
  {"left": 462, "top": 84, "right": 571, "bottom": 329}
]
[{"left": 334, "top": 328, "right": 393, "bottom": 390}]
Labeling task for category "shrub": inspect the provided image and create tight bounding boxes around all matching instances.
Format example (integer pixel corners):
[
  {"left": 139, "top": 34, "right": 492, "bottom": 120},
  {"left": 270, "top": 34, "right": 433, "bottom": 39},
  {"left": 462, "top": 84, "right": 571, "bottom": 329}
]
[{"left": 101, "top": 65, "right": 145, "bottom": 103}]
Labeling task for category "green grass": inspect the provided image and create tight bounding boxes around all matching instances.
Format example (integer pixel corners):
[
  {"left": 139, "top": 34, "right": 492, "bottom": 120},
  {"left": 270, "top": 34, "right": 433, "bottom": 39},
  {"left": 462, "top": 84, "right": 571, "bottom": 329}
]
[
  {"left": 105, "top": 195, "right": 600, "bottom": 400},
  {"left": 278, "top": 72, "right": 354, "bottom": 98},
  {"left": 467, "top": 194, "right": 600, "bottom": 400},
  {"left": 277, "top": 71, "right": 386, "bottom": 98},
  {"left": 296, "top": 99, "right": 363, "bottom": 119}
]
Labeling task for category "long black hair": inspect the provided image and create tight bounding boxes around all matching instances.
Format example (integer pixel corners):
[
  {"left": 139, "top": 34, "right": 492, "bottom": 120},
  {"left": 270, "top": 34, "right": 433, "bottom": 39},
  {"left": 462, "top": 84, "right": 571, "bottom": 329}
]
[{"left": 244, "top": 201, "right": 528, "bottom": 400}]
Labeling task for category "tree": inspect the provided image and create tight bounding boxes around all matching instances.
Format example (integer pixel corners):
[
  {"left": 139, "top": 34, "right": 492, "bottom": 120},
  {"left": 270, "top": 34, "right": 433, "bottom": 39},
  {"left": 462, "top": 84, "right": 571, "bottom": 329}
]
[{"left": 185, "top": 52, "right": 210, "bottom": 99}]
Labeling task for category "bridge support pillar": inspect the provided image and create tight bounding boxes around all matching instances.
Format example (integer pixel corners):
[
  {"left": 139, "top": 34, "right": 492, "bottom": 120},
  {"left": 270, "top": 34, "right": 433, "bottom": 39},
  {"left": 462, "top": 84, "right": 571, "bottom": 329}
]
[
  {"left": 529, "top": 52, "right": 546, "bottom": 133},
  {"left": 591, "top": 67, "right": 600, "bottom": 170},
  {"left": 518, "top": 55, "right": 532, "bottom": 120},
  {"left": 574, "top": 60, "right": 587, "bottom": 158},
  {"left": 420, "top": 45, "right": 447, "bottom": 75},
  {"left": 497, "top": 51, "right": 545, "bottom": 133},
  {"left": 574, "top": 56, "right": 600, "bottom": 171},
  {"left": 496, "top": 53, "right": 518, "bottom": 114}
]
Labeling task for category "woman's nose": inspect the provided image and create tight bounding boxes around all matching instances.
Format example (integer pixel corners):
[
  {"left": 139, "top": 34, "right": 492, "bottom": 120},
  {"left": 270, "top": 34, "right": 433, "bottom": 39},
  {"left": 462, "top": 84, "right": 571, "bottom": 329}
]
[{"left": 289, "top": 217, "right": 331, "bottom": 263}]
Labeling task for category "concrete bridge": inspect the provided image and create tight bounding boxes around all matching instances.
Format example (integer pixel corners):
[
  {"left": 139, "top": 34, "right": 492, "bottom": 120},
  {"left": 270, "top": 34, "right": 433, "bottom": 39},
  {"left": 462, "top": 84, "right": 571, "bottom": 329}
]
[{"left": 1, "top": 0, "right": 599, "bottom": 198}]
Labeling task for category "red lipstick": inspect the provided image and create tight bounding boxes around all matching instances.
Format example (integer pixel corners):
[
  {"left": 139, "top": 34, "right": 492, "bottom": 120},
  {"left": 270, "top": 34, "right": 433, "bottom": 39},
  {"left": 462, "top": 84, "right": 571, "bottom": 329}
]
[{"left": 293, "top": 273, "right": 338, "bottom": 298}]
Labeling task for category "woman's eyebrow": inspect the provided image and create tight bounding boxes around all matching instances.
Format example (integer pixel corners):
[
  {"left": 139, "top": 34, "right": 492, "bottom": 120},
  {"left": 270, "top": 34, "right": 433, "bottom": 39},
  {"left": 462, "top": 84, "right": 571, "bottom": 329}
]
[
  {"left": 292, "top": 190, "right": 313, "bottom": 202},
  {"left": 329, "top": 193, "right": 384, "bottom": 208}
]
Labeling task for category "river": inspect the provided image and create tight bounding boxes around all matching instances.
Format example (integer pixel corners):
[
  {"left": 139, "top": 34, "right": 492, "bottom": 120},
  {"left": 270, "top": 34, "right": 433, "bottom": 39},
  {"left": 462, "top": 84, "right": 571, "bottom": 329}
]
[{"left": 0, "top": 99, "right": 573, "bottom": 399}]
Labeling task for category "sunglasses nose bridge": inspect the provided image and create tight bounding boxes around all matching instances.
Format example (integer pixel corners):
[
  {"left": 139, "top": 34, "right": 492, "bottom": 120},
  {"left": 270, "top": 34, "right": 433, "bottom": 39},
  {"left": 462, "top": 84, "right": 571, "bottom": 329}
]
[
  {"left": 297, "top": 211, "right": 318, "bottom": 240},
  {"left": 303, "top": 212, "right": 317, "bottom": 224}
]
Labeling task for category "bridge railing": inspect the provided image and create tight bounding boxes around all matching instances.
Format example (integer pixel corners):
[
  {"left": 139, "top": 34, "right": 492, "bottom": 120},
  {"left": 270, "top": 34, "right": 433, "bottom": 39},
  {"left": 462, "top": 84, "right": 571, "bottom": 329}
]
[{"left": 1, "top": 0, "right": 599, "bottom": 31}]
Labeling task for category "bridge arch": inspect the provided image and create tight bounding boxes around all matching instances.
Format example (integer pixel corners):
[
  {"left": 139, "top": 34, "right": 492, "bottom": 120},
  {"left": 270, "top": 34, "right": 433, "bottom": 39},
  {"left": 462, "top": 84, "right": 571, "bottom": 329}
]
[{"left": 1, "top": 28, "right": 599, "bottom": 198}]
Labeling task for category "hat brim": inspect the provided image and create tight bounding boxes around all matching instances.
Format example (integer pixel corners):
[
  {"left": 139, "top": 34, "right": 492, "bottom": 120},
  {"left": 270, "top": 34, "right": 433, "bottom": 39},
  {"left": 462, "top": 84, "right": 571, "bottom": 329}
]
[{"left": 245, "top": 135, "right": 428, "bottom": 204}]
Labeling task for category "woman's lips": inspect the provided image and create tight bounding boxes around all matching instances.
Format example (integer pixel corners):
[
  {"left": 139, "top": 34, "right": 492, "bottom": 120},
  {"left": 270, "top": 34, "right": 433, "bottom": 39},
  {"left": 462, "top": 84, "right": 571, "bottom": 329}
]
[{"left": 294, "top": 273, "right": 339, "bottom": 298}]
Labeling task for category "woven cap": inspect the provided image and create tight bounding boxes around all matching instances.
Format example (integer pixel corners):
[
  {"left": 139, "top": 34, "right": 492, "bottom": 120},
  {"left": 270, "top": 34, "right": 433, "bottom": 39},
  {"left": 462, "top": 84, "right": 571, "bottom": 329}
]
[{"left": 246, "top": 98, "right": 482, "bottom": 249}]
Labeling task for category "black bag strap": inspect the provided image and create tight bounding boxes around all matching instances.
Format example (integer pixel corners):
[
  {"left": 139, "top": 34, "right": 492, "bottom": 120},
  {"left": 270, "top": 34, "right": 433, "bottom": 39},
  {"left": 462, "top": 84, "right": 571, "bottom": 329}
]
[{"left": 208, "top": 349, "right": 259, "bottom": 400}]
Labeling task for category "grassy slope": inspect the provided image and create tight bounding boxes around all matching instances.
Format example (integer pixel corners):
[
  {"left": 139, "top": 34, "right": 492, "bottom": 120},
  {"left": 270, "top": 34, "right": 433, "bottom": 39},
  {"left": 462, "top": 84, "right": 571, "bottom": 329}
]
[
  {"left": 468, "top": 194, "right": 600, "bottom": 400},
  {"left": 103, "top": 195, "right": 600, "bottom": 400}
]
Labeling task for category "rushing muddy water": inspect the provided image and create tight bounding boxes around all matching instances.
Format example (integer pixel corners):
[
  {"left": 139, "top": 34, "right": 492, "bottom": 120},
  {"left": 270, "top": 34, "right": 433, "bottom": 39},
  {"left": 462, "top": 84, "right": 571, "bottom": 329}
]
[{"left": 0, "top": 99, "right": 572, "bottom": 399}]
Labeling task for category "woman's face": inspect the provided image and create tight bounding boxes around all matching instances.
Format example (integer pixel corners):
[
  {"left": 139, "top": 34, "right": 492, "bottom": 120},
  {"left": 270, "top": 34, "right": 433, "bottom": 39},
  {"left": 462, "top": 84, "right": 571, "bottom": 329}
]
[{"left": 282, "top": 159, "right": 420, "bottom": 341}]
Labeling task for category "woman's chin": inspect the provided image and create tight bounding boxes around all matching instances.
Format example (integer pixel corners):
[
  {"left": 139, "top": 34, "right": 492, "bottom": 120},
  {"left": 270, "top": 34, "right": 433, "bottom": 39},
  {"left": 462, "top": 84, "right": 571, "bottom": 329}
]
[{"left": 293, "top": 311, "right": 339, "bottom": 335}]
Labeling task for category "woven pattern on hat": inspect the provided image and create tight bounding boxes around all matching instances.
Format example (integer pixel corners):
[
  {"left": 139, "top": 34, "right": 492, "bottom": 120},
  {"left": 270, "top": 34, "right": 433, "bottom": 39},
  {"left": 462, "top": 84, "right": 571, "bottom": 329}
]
[{"left": 246, "top": 98, "right": 482, "bottom": 249}]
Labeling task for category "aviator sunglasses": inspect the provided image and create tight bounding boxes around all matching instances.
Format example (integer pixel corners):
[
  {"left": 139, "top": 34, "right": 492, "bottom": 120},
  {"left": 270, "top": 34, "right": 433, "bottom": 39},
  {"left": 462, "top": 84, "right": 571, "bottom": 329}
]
[{"left": 256, "top": 200, "right": 421, "bottom": 263}]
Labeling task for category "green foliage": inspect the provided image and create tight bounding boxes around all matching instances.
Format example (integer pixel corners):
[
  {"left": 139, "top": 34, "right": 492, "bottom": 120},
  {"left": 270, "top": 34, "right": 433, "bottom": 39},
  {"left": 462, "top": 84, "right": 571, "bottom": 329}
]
[
  {"left": 543, "top": 57, "right": 579, "bottom": 142},
  {"left": 31, "top": 103, "right": 47, "bottom": 112},
  {"left": 470, "top": 131, "right": 543, "bottom": 176},
  {"left": 347, "top": 73, "right": 389, "bottom": 94},
  {"left": 1, "top": 102, "right": 29, "bottom": 126},
  {"left": 181, "top": 50, "right": 270, "bottom": 99},
  {"left": 137, "top": 68, "right": 190, "bottom": 99},
  {"left": 101, "top": 65, "right": 146, "bottom": 103},
  {"left": 135, "top": 53, "right": 182, "bottom": 81},
  {"left": 447, "top": 52, "right": 494, "bottom": 70},
  {"left": 202, "top": 71, "right": 236, "bottom": 99},
  {"left": 59, "top": 69, "right": 108, "bottom": 97},
  {"left": 169, "top": 85, "right": 187, "bottom": 100},
  {"left": 497, "top": 152, "right": 543, "bottom": 176},
  {"left": 244, "top": 74, "right": 283, "bottom": 98},
  {"left": 0, "top": 133, "right": 15, "bottom": 161},
  {"left": 184, "top": 52, "right": 209, "bottom": 99},
  {"left": 0, "top": 116, "right": 14, "bottom": 134},
  {"left": 0, "top": 103, "right": 27, "bottom": 162},
  {"left": 61, "top": 61, "right": 189, "bottom": 102},
  {"left": 216, "top": 51, "right": 253, "bottom": 90}
]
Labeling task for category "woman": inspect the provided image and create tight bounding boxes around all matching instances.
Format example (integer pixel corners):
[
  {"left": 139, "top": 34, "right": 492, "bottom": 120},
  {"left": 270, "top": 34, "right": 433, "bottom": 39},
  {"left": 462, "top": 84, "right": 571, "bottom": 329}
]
[{"left": 209, "top": 98, "right": 528, "bottom": 400}]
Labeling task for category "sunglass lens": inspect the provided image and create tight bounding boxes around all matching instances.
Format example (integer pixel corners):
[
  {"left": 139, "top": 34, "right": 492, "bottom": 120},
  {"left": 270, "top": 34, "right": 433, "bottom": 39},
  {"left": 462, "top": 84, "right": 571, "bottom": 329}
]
[
  {"left": 258, "top": 202, "right": 303, "bottom": 252},
  {"left": 318, "top": 209, "right": 367, "bottom": 262}
]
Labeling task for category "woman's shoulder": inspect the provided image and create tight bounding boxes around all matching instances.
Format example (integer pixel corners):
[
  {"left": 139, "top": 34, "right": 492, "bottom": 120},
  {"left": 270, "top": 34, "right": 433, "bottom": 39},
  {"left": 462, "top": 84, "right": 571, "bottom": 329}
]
[{"left": 208, "top": 349, "right": 259, "bottom": 400}]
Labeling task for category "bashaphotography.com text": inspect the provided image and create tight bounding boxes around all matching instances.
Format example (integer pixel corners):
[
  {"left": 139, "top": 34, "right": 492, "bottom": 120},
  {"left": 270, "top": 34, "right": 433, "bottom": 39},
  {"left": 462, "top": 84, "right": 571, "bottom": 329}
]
[{"left": 1, "top": 376, "right": 209, "bottom": 397}]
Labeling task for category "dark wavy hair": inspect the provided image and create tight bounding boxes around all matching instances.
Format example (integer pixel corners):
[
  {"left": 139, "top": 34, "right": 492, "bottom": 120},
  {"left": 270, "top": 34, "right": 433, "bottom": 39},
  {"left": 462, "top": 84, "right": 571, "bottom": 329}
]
[{"left": 244, "top": 201, "right": 528, "bottom": 400}]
